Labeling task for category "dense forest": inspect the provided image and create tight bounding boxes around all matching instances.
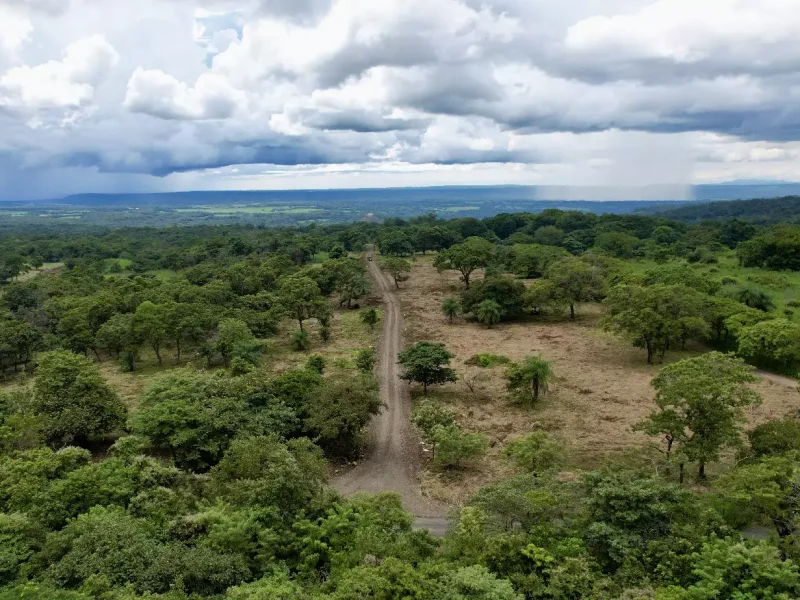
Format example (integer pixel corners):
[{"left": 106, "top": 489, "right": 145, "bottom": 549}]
[
  {"left": 2, "top": 204, "right": 800, "bottom": 599},
  {"left": 652, "top": 196, "right": 800, "bottom": 224}
]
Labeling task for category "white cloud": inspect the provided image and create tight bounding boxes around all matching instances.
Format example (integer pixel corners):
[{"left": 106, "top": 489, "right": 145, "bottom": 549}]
[
  {"left": 0, "top": 34, "right": 118, "bottom": 112},
  {"left": 124, "top": 68, "right": 247, "bottom": 120}
]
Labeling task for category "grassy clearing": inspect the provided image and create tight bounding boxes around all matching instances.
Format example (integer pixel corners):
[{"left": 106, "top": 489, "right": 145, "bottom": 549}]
[
  {"left": 397, "top": 255, "right": 800, "bottom": 503},
  {"left": 175, "top": 205, "right": 322, "bottom": 215}
]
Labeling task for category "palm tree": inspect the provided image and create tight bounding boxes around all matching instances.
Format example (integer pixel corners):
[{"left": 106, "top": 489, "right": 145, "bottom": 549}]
[
  {"left": 506, "top": 356, "right": 553, "bottom": 403},
  {"left": 475, "top": 299, "right": 501, "bottom": 329},
  {"left": 441, "top": 297, "right": 462, "bottom": 324}
]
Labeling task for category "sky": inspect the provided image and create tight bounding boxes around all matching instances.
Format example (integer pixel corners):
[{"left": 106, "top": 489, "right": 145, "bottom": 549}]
[{"left": 2, "top": 0, "right": 800, "bottom": 200}]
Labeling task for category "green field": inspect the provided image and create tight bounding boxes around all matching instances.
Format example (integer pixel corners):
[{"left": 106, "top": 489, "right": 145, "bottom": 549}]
[{"left": 175, "top": 205, "right": 324, "bottom": 215}]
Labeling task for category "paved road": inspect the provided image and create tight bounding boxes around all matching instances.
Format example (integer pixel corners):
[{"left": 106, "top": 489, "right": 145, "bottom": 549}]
[{"left": 332, "top": 253, "right": 449, "bottom": 531}]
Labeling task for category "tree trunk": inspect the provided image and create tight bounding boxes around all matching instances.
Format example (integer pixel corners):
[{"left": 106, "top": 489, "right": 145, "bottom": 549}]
[
  {"left": 646, "top": 341, "right": 653, "bottom": 364},
  {"left": 532, "top": 379, "right": 540, "bottom": 402},
  {"left": 175, "top": 339, "right": 182, "bottom": 363},
  {"left": 463, "top": 271, "right": 471, "bottom": 289},
  {"left": 423, "top": 381, "right": 428, "bottom": 395},
  {"left": 570, "top": 304, "right": 575, "bottom": 320},
  {"left": 154, "top": 343, "right": 162, "bottom": 366},
  {"left": 698, "top": 462, "right": 706, "bottom": 480},
  {"left": 298, "top": 317, "right": 304, "bottom": 332},
  {"left": 679, "top": 462, "right": 685, "bottom": 484}
]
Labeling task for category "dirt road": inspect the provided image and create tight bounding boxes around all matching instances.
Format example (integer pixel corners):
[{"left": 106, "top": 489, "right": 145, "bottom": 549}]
[{"left": 332, "top": 254, "right": 449, "bottom": 522}]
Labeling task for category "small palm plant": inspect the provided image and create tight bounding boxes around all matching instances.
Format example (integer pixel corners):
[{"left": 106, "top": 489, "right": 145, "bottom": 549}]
[
  {"left": 506, "top": 356, "right": 553, "bottom": 403},
  {"left": 441, "top": 297, "right": 462, "bottom": 324},
  {"left": 475, "top": 299, "right": 501, "bottom": 329}
]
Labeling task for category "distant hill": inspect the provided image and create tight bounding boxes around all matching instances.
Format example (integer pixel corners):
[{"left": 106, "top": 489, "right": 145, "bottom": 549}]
[{"left": 649, "top": 196, "right": 800, "bottom": 224}]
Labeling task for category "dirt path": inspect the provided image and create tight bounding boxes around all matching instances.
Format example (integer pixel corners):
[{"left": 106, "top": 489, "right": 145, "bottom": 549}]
[{"left": 332, "top": 254, "right": 449, "bottom": 521}]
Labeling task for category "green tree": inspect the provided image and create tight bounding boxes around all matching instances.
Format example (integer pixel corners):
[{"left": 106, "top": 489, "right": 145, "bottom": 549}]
[
  {"left": 503, "top": 431, "right": 563, "bottom": 476},
  {"left": 131, "top": 371, "right": 254, "bottom": 471},
  {"left": 532, "top": 226, "right": 565, "bottom": 247},
  {"left": 133, "top": 301, "right": 174, "bottom": 366},
  {"left": 0, "top": 319, "right": 42, "bottom": 373},
  {"left": 360, "top": 307, "right": 379, "bottom": 330},
  {"left": 602, "top": 284, "right": 709, "bottom": 364},
  {"left": 442, "top": 297, "right": 462, "bottom": 324},
  {"left": 505, "top": 356, "right": 553, "bottom": 403},
  {"left": 716, "top": 454, "right": 800, "bottom": 542},
  {"left": 545, "top": 257, "right": 605, "bottom": 320},
  {"left": 305, "top": 374, "right": 382, "bottom": 458},
  {"left": 276, "top": 274, "right": 326, "bottom": 332},
  {"left": 398, "top": 342, "right": 458, "bottom": 395},
  {"left": 380, "top": 257, "right": 411, "bottom": 289},
  {"left": 305, "top": 354, "right": 326, "bottom": 374},
  {"left": 32, "top": 351, "right": 126, "bottom": 448},
  {"left": 434, "top": 237, "right": 496, "bottom": 289},
  {"left": 475, "top": 299, "right": 502, "bottom": 328},
  {"left": 737, "top": 319, "right": 800, "bottom": 372},
  {"left": 216, "top": 319, "right": 256, "bottom": 367},
  {"left": 96, "top": 313, "right": 142, "bottom": 372},
  {"left": 510, "top": 244, "right": 570, "bottom": 278},
  {"left": 379, "top": 230, "right": 415, "bottom": 257},
  {"left": 748, "top": 420, "right": 800, "bottom": 458},
  {"left": 635, "top": 352, "right": 762, "bottom": 480},
  {"left": 329, "top": 258, "right": 371, "bottom": 308},
  {"left": 461, "top": 277, "right": 526, "bottom": 319}
]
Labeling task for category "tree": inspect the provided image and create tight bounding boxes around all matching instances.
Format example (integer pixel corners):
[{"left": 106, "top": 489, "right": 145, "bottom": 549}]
[
  {"left": 545, "top": 257, "right": 604, "bottom": 320},
  {"left": 593, "top": 232, "right": 639, "bottom": 258},
  {"left": 305, "top": 374, "right": 382, "bottom": 458},
  {"left": 601, "top": 284, "right": 709, "bottom": 363},
  {"left": 505, "top": 356, "right": 553, "bottom": 403},
  {"left": 475, "top": 299, "right": 502, "bottom": 328},
  {"left": 0, "top": 254, "right": 26, "bottom": 284},
  {"left": 716, "top": 455, "right": 800, "bottom": 542},
  {"left": 398, "top": 341, "right": 458, "bottom": 395},
  {"left": 503, "top": 431, "right": 563, "bottom": 476},
  {"left": 432, "top": 425, "right": 488, "bottom": 469},
  {"left": 532, "top": 226, "right": 565, "bottom": 247},
  {"left": 442, "top": 297, "right": 462, "bottom": 323},
  {"left": 434, "top": 237, "right": 495, "bottom": 289},
  {"left": 461, "top": 277, "right": 526, "bottom": 319},
  {"left": 360, "top": 307, "right": 379, "bottom": 330},
  {"left": 131, "top": 371, "right": 255, "bottom": 471},
  {"left": 329, "top": 258, "right": 371, "bottom": 308},
  {"left": 510, "top": 244, "right": 570, "bottom": 278},
  {"left": 276, "top": 275, "right": 326, "bottom": 332},
  {"left": 329, "top": 244, "right": 347, "bottom": 259},
  {"left": 415, "top": 225, "right": 460, "bottom": 253},
  {"left": 0, "top": 319, "right": 42, "bottom": 373},
  {"left": 737, "top": 319, "right": 800, "bottom": 372},
  {"left": 32, "top": 351, "right": 126, "bottom": 447},
  {"left": 216, "top": 319, "right": 256, "bottom": 367},
  {"left": 380, "top": 257, "right": 411, "bottom": 289},
  {"left": 96, "top": 313, "right": 142, "bottom": 372},
  {"left": 379, "top": 230, "right": 415, "bottom": 257},
  {"left": 133, "top": 301, "right": 174, "bottom": 366},
  {"left": 748, "top": 420, "right": 800, "bottom": 458},
  {"left": 634, "top": 352, "right": 762, "bottom": 480},
  {"left": 305, "top": 354, "right": 326, "bottom": 374}
]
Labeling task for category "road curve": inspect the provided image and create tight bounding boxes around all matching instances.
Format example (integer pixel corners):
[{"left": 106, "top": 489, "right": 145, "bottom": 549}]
[{"left": 332, "top": 253, "right": 449, "bottom": 521}]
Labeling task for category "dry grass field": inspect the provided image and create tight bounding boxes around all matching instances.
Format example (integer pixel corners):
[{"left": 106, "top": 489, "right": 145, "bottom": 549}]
[{"left": 397, "top": 256, "right": 800, "bottom": 504}]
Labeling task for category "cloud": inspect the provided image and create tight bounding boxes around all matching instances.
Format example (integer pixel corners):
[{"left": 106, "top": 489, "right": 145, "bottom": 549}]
[
  {"left": 3, "top": 0, "right": 800, "bottom": 199},
  {"left": 124, "top": 68, "right": 247, "bottom": 120},
  {"left": 0, "top": 34, "right": 118, "bottom": 120}
]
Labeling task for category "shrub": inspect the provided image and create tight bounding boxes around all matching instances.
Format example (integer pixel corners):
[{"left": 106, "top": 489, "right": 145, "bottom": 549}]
[
  {"left": 412, "top": 401, "right": 456, "bottom": 440},
  {"left": 503, "top": 431, "right": 563, "bottom": 475},
  {"left": 432, "top": 425, "right": 488, "bottom": 469},
  {"left": 465, "top": 353, "right": 511, "bottom": 368},
  {"left": 306, "top": 355, "right": 326, "bottom": 374},
  {"left": 292, "top": 330, "right": 311, "bottom": 351},
  {"left": 355, "top": 348, "right": 376, "bottom": 373},
  {"left": 748, "top": 420, "right": 800, "bottom": 457}
]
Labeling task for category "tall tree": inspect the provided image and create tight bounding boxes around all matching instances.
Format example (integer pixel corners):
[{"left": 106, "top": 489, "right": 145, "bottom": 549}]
[
  {"left": 474, "top": 299, "right": 501, "bottom": 329},
  {"left": 132, "top": 301, "right": 175, "bottom": 366},
  {"left": 441, "top": 297, "right": 462, "bottom": 324},
  {"left": 545, "top": 257, "right": 605, "bottom": 320},
  {"left": 276, "top": 274, "right": 326, "bottom": 332},
  {"left": 379, "top": 257, "right": 411, "bottom": 289},
  {"left": 433, "top": 237, "right": 495, "bottom": 289},
  {"left": 635, "top": 352, "right": 762, "bottom": 480}
]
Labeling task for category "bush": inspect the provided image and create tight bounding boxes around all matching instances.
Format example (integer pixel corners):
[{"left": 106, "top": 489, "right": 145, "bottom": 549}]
[
  {"left": 432, "top": 425, "right": 488, "bottom": 470},
  {"left": 306, "top": 355, "right": 326, "bottom": 374},
  {"left": 748, "top": 420, "right": 800, "bottom": 457},
  {"left": 292, "top": 330, "right": 310, "bottom": 351},
  {"left": 747, "top": 273, "right": 791, "bottom": 290},
  {"left": 465, "top": 353, "right": 511, "bottom": 368},
  {"left": 412, "top": 401, "right": 456, "bottom": 440},
  {"left": 355, "top": 348, "right": 376, "bottom": 373},
  {"left": 461, "top": 276, "right": 526, "bottom": 318},
  {"left": 503, "top": 431, "right": 563, "bottom": 475}
]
